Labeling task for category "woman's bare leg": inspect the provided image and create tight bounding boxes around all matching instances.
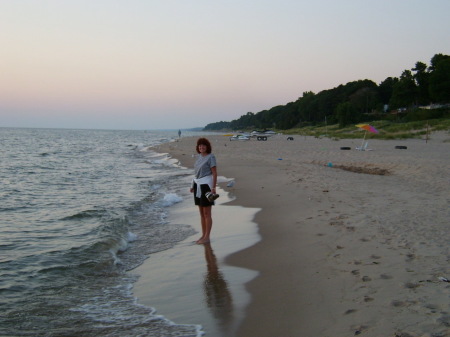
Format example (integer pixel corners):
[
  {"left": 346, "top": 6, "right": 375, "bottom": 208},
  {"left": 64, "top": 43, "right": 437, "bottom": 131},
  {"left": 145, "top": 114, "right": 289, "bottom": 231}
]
[
  {"left": 197, "top": 206, "right": 212, "bottom": 244},
  {"left": 197, "top": 206, "right": 207, "bottom": 242}
]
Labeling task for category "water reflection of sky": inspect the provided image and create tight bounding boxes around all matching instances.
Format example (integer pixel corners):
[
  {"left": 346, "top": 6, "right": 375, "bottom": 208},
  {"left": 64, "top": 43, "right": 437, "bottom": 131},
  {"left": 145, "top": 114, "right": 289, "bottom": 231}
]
[{"left": 202, "top": 243, "right": 233, "bottom": 332}]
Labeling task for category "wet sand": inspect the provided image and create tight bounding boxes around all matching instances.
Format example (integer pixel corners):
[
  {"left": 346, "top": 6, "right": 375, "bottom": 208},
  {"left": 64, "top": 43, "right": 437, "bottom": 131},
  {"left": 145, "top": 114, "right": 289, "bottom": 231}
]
[{"left": 133, "top": 182, "right": 261, "bottom": 337}]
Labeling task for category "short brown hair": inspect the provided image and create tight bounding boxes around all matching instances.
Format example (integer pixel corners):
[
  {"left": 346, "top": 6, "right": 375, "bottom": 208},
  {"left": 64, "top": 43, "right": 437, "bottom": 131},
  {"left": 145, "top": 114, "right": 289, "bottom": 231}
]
[{"left": 196, "top": 138, "right": 212, "bottom": 154}]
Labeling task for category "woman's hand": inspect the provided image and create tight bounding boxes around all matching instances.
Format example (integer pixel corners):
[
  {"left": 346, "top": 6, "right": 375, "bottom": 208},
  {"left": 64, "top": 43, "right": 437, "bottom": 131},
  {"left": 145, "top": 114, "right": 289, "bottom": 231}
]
[{"left": 190, "top": 188, "right": 194, "bottom": 193}]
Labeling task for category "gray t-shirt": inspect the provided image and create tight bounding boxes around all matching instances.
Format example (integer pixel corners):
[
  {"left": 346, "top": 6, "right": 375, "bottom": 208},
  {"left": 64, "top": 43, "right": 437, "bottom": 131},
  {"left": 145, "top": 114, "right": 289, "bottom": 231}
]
[{"left": 194, "top": 154, "right": 217, "bottom": 179}]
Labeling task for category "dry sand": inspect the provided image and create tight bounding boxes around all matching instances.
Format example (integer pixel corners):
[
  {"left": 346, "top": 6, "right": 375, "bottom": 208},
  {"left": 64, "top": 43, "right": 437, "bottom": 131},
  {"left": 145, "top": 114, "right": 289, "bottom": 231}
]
[{"left": 135, "top": 131, "right": 450, "bottom": 337}]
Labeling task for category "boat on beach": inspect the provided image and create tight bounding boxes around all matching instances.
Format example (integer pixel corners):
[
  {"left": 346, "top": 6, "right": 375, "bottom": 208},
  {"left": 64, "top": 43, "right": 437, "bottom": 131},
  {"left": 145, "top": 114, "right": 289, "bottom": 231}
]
[
  {"left": 229, "top": 134, "right": 250, "bottom": 141},
  {"left": 250, "top": 130, "right": 276, "bottom": 141}
]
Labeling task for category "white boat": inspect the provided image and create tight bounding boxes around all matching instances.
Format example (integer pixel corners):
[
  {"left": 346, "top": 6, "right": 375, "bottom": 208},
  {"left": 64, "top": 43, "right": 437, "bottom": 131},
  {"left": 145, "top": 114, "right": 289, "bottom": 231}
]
[
  {"left": 229, "top": 135, "right": 250, "bottom": 141},
  {"left": 250, "top": 130, "right": 275, "bottom": 141}
]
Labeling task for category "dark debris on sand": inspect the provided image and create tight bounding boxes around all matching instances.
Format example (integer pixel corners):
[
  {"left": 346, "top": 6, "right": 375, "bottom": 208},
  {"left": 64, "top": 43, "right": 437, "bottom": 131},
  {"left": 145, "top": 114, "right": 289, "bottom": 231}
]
[{"left": 333, "top": 165, "right": 391, "bottom": 175}]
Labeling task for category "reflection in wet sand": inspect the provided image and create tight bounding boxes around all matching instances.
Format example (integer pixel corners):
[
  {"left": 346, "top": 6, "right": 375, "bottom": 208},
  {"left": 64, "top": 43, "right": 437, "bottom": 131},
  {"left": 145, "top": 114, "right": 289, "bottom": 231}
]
[{"left": 202, "top": 243, "right": 234, "bottom": 333}]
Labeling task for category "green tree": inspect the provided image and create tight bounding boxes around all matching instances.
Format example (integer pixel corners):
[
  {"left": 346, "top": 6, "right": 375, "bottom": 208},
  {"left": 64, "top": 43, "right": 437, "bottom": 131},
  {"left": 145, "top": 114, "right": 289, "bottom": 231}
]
[
  {"left": 349, "top": 87, "right": 379, "bottom": 114},
  {"left": 429, "top": 53, "right": 449, "bottom": 71},
  {"left": 389, "top": 70, "right": 417, "bottom": 109},
  {"left": 296, "top": 91, "right": 317, "bottom": 123},
  {"left": 378, "top": 77, "right": 398, "bottom": 107},
  {"left": 229, "top": 111, "right": 256, "bottom": 130},
  {"left": 204, "top": 121, "right": 231, "bottom": 130},
  {"left": 275, "top": 102, "right": 298, "bottom": 129},
  {"left": 428, "top": 54, "right": 450, "bottom": 103},
  {"left": 412, "top": 61, "right": 430, "bottom": 105},
  {"left": 336, "top": 102, "right": 359, "bottom": 127}
]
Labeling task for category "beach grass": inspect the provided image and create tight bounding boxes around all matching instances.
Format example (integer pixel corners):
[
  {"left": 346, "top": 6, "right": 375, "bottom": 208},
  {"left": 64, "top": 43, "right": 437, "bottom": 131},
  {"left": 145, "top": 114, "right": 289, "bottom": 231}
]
[{"left": 281, "top": 118, "right": 450, "bottom": 140}]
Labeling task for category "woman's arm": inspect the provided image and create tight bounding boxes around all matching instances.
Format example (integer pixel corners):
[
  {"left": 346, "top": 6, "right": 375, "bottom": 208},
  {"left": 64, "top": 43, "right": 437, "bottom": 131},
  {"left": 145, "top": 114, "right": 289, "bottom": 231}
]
[{"left": 211, "top": 166, "right": 217, "bottom": 193}]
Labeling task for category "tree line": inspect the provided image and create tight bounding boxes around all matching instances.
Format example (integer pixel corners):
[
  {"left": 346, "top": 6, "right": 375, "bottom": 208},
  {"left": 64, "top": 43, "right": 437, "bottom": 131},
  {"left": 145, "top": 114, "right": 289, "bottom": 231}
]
[{"left": 204, "top": 53, "right": 450, "bottom": 131}]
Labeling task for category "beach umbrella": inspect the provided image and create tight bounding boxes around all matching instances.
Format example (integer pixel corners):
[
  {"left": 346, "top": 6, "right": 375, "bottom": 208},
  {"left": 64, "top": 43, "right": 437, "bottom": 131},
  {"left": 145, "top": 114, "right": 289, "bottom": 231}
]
[
  {"left": 356, "top": 124, "right": 378, "bottom": 149},
  {"left": 356, "top": 124, "right": 378, "bottom": 134}
]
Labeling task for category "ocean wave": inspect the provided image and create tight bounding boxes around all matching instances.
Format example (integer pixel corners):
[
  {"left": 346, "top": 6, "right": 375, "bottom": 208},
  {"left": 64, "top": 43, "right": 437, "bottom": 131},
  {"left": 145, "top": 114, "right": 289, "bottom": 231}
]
[
  {"left": 61, "top": 209, "right": 107, "bottom": 220},
  {"left": 144, "top": 151, "right": 181, "bottom": 167}
]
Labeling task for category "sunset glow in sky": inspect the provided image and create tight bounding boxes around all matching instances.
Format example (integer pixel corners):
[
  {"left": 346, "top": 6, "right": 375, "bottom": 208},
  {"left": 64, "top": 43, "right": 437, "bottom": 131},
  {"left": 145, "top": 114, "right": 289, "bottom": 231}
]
[{"left": 2, "top": 0, "right": 450, "bottom": 130}]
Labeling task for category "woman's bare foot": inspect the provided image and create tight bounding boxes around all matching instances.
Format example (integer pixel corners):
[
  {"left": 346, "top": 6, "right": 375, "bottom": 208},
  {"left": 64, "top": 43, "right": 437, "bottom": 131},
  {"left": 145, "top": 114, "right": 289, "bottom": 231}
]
[{"left": 196, "top": 238, "right": 210, "bottom": 244}]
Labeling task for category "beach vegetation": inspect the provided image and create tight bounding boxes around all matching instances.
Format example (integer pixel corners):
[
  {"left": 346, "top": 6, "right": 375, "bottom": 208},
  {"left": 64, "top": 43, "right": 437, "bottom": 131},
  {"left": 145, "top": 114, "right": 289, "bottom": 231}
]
[
  {"left": 204, "top": 53, "right": 450, "bottom": 139},
  {"left": 282, "top": 118, "right": 450, "bottom": 140}
]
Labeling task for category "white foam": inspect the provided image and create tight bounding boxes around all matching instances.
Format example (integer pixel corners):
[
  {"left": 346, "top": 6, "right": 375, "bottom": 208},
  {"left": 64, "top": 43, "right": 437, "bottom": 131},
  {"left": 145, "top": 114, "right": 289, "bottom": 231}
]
[
  {"left": 151, "top": 184, "right": 162, "bottom": 190},
  {"left": 161, "top": 193, "right": 183, "bottom": 207},
  {"left": 110, "top": 249, "right": 122, "bottom": 265},
  {"left": 117, "top": 237, "right": 129, "bottom": 252},
  {"left": 135, "top": 143, "right": 145, "bottom": 150},
  {"left": 127, "top": 232, "right": 137, "bottom": 242}
]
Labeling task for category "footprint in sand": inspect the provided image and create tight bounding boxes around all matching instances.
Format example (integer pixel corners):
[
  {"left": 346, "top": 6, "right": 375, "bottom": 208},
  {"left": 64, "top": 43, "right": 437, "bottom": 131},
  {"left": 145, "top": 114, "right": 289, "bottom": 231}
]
[
  {"left": 405, "top": 253, "right": 416, "bottom": 261},
  {"left": 425, "top": 303, "right": 439, "bottom": 313},
  {"left": 437, "top": 315, "right": 450, "bottom": 327},
  {"left": 353, "top": 325, "right": 369, "bottom": 335},
  {"left": 344, "top": 309, "right": 357, "bottom": 315},
  {"left": 380, "top": 274, "right": 393, "bottom": 280},
  {"left": 404, "top": 282, "right": 421, "bottom": 289},
  {"left": 329, "top": 220, "right": 345, "bottom": 226},
  {"left": 391, "top": 300, "right": 417, "bottom": 308},
  {"left": 391, "top": 300, "right": 405, "bottom": 307}
]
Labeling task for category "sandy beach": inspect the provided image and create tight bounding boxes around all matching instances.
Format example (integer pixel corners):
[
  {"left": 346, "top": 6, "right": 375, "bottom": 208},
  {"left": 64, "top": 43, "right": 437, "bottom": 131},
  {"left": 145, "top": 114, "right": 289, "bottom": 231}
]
[{"left": 135, "top": 132, "right": 450, "bottom": 337}]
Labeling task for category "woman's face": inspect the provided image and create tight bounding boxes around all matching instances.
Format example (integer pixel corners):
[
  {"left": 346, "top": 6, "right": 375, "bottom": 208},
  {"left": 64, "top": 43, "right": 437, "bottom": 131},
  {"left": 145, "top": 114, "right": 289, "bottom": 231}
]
[{"left": 198, "top": 144, "right": 207, "bottom": 154}]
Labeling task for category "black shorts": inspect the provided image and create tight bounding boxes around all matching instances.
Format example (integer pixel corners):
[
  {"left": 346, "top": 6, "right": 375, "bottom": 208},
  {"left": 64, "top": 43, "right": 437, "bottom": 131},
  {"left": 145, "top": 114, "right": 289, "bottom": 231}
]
[{"left": 193, "top": 183, "right": 215, "bottom": 207}]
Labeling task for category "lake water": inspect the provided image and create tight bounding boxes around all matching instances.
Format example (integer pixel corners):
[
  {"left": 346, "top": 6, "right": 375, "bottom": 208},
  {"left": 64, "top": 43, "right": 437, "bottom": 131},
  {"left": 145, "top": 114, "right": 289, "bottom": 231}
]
[{"left": 0, "top": 127, "right": 213, "bottom": 337}]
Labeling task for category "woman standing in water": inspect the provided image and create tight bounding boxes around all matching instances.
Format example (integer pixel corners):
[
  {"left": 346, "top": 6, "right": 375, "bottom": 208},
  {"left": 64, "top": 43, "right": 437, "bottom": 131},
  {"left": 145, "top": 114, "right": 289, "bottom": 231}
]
[{"left": 190, "top": 138, "right": 218, "bottom": 244}]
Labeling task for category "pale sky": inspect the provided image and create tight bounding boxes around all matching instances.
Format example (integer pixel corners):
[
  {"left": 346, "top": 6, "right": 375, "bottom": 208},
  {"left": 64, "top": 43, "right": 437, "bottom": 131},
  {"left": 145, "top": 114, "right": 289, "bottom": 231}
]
[{"left": 1, "top": 0, "right": 449, "bottom": 130}]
